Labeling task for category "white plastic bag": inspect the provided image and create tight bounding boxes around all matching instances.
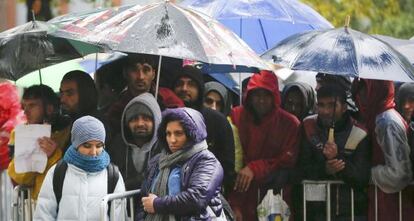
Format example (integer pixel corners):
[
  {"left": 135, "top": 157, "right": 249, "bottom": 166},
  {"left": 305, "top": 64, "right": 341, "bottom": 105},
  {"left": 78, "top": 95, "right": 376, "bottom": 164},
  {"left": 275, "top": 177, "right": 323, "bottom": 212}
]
[
  {"left": 207, "top": 206, "right": 227, "bottom": 221},
  {"left": 257, "top": 190, "right": 290, "bottom": 221}
]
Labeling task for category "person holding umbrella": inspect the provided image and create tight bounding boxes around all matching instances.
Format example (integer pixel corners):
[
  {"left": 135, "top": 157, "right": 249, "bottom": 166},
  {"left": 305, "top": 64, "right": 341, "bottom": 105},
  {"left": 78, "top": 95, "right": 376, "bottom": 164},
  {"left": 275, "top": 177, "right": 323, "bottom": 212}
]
[
  {"left": 296, "top": 85, "right": 370, "bottom": 220},
  {"left": 352, "top": 79, "right": 413, "bottom": 221}
]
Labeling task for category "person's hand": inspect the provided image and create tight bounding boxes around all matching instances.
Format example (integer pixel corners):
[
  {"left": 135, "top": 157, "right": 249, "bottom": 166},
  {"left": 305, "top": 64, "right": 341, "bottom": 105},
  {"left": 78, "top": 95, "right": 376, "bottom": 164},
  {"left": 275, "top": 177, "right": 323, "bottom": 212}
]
[
  {"left": 233, "top": 207, "right": 243, "bottom": 221},
  {"left": 325, "top": 159, "right": 345, "bottom": 175},
  {"left": 142, "top": 193, "right": 157, "bottom": 214},
  {"left": 38, "top": 137, "right": 57, "bottom": 157},
  {"left": 234, "top": 166, "right": 254, "bottom": 192},
  {"left": 323, "top": 141, "right": 338, "bottom": 160}
]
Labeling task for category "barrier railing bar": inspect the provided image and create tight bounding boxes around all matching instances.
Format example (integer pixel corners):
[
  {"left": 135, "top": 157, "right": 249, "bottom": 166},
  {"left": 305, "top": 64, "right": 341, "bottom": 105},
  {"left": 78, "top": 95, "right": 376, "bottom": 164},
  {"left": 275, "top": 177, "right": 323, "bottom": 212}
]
[
  {"left": 100, "top": 189, "right": 141, "bottom": 221},
  {"left": 399, "top": 190, "right": 402, "bottom": 221},
  {"left": 303, "top": 183, "right": 307, "bottom": 221},
  {"left": 351, "top": 188, "right": 354, "bottom": 221},
  {"left": 129, "top": 197, "right": 134, "bottom": 220},
  {"left": 375, "top": 185, "right": 378, "bottom": 221},
  {"left": 326, "top": 183, "right": 331, "bottom": 221}
]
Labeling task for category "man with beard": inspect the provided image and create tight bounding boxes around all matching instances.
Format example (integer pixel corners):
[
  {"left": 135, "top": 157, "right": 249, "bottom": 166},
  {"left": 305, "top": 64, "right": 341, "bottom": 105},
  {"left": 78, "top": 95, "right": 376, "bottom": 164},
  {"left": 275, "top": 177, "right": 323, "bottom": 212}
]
[
  {"left": 105, "top": 54, "right": 183, "bottom": 135},
  {"left": 296, "top": 85, "right": 370, "bottom": 220},
  {"left": 108, "top": 93, "right": 161, "bottom": 190},
  {"left": 227, "top": 70, "right": 300, "bottom": 221},
  {"left": 172, "top": 65, "right": 236, "bottom": 194},
  {"left": 60, "top": 70, "right": 115, "bottom": 145}
]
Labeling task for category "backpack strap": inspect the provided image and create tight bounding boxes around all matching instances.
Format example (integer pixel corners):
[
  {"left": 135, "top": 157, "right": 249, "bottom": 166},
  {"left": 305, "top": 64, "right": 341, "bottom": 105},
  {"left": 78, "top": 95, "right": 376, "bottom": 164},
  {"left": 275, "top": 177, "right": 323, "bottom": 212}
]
[
  {"left": 107, "top": 163, "right": 120, "bottom": 217},
  {"left": 53, "top": 161, "right": 120, "bottom": 216},
  {"left": 53, "top": 160, "right": 68, "bottom": 213},
  {"left": 107, "top": 163, "right": 119, "bottom": 194}
]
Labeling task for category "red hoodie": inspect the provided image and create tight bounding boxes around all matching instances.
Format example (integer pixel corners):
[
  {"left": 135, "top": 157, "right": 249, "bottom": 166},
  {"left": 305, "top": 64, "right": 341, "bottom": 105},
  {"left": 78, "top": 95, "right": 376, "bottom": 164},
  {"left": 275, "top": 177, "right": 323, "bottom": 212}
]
[
  {"left": 353, "top": 79, "right": 413, "bottom": 221},
  {"left": 228, "top": 70, "right": 300, "bottom": 221}
]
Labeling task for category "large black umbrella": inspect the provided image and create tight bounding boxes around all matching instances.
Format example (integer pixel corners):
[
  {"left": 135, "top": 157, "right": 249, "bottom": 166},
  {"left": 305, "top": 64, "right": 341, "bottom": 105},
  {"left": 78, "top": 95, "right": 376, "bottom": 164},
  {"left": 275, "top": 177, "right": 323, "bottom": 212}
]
[{"left": 0, "top": 21, "right": 100, "bottom": 81}]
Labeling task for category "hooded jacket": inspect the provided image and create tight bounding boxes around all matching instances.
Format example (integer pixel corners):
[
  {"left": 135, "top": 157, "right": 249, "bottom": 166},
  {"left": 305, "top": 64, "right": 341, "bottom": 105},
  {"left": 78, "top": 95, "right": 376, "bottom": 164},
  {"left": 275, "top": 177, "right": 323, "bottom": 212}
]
[
  {"left": 172, "top": 66, "right": 236, "bottom": 193},
  {"left": 353, "top": 79, "right": 413, "bottom": 221},
  {"left": 281, "top": 82, "right": 316, "bottom": 120},
  {"left": 108, "top": 93, "right": 161, "bottom": 190},
  {"left": 139, "top": 108, "right": 224, "bottom": 220},
  {"left": 228, "top": 70, "right": 300, "bottom": 221},
  {"left": 298, "top": 112, "right": 370, "bottom": 218},
  {"left": 204, "top": 81, "right": 232, "bottom": 116},
  {"left": 395, "top": 82, "right": 414, "bottom": 122}
]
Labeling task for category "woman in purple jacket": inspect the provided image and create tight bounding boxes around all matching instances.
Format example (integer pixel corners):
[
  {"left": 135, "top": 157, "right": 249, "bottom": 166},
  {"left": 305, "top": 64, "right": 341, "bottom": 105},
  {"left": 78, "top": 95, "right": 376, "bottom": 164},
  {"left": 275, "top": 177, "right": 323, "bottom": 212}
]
[{"left": 140, "top": 107, "right": 224, "bottom": 221}]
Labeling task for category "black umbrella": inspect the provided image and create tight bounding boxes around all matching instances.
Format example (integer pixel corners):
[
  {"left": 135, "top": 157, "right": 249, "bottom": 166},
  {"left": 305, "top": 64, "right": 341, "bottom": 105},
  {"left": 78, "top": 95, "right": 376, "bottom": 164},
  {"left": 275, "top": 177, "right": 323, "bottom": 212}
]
[{"left": 0, "top": 21, "right": 100, "bottom": 81}]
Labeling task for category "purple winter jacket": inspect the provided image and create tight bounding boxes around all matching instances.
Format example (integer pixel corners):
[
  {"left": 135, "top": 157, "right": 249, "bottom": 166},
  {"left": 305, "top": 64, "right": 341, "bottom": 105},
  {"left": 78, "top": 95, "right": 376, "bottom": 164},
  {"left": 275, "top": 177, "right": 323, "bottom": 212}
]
[
  {"left": 138, "top": 107, "right": 224, "bottom": 221},
  {"left": 139, "top": 149, "right": 224, "bottom": 221}
]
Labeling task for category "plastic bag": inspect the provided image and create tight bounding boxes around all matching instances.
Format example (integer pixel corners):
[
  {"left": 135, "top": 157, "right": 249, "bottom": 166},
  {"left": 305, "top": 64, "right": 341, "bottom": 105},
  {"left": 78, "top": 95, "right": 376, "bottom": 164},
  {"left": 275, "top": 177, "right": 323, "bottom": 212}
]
[
  {"left": 257, "top": 190, "right": 290, "bottom": 221},
  {"left": 207, "top": 206, "right": 227, "bottom": 221}
]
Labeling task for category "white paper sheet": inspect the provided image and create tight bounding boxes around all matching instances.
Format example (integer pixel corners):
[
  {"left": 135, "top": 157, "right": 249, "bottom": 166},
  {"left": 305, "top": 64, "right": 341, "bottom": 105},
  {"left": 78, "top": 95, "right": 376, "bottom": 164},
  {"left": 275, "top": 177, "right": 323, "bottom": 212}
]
[{"left": 14, "top": 124, "right": 51, "bottom": 173}]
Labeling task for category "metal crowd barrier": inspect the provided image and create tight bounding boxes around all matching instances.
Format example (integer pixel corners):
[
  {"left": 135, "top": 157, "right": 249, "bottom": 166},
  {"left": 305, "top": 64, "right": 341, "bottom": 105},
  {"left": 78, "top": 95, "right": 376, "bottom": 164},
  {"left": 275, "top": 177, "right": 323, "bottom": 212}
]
[
  {"left": 1, "top": 171, "right": 13, "bottom": 221},
  {"left": 11, "top": 185, "right": 34, "bottom": 221},
  {"left": 302, "top": 180, "right": 412, "bottom": 221},
  {"left": 100, "top": 189, "right": 141, "bottom": 221}
]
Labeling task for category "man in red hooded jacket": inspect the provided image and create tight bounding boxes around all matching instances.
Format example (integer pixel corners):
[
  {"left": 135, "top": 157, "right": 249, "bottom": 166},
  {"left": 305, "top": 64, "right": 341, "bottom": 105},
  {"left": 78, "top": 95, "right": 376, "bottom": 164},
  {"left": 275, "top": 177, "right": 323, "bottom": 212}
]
[
  {"left": 352, "top": 79, "right": 413, "bottom": 221},
  {"left": 228, "top": 70, "right": 300, "bottom": 221}
]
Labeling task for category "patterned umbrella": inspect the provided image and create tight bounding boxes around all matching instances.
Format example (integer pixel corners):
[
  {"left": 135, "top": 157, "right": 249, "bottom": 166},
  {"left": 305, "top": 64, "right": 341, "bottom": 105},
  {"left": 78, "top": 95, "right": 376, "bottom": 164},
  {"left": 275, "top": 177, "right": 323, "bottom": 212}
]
[{"left": 50, "top": 1, "right": 271, "bottom": 73}]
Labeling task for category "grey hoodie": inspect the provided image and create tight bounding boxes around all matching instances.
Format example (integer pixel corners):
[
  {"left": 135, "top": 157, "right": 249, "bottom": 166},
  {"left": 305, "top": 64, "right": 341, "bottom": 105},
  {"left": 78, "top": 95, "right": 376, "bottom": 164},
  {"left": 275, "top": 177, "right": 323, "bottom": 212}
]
[
  {"left": 204, "top": 81, "right": 232, "bottom": 116},
  {"left": 108, "top": 93, "right": 161, "bottom": 190},
  {"left": 122, "top": 93, "right": 161, "bottom": 174}
]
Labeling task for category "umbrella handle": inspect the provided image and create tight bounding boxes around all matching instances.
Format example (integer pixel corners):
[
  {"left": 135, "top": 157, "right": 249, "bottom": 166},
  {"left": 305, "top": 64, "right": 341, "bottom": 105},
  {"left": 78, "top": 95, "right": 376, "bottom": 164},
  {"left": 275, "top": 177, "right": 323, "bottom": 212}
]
[{"left": 328, "top": 128, "right": 335, "bottom": 143}]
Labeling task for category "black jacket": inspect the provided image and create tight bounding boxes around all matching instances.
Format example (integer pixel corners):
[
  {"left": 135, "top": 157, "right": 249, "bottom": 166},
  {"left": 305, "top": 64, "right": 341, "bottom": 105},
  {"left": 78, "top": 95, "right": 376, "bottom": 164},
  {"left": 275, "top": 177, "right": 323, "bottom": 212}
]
[{"left": 297, "top": 113, "right": 371, "bottom": 218}]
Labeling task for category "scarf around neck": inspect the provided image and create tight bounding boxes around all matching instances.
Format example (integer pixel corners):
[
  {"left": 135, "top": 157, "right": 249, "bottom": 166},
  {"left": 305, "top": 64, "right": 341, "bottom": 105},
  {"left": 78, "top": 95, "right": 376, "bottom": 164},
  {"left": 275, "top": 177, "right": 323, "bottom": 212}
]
[
  {"left": 63, "top": 145, "right": 110, "bottom": 173},
  {"left": 145, "top": 140, "right": 208, "bottom": 221}
]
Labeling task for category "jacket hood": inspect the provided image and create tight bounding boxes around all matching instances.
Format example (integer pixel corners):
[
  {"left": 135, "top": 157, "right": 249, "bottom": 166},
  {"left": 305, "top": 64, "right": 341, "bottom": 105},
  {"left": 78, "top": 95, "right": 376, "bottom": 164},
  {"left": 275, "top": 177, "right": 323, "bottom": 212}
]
[
  {"left": 121, "top": 92, "right": 161, "bottom": 152},
  {"left": 396, "top": 82, "right": 414, "bottom": 115},
  {"left": 245, "top": 70, "right": 281, "bottom": 107},
  {"left": 172, "top": 66, "right": 204, "bottom": 110},
  {"left": 158, "top": 107, "right": 207, "bottom": 148},
  {"left": 281, "top": 82, "right": 316, "bottom": 119},
  {"left": 352, "top": 79, "right": 395, "bottom": 130},
  {"left": 204, "top": 81, "right": 231, "bottom": 116}
]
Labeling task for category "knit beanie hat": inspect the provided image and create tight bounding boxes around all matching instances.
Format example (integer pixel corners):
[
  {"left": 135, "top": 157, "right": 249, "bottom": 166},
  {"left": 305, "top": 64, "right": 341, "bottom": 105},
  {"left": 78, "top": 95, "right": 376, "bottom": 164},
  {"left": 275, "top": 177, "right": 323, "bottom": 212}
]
[
  {"left": 125, "top": 103, "right": 153, "bottom": 123},
  {"left": 71, "top": 116, "right": 106, "bottom": 149}
]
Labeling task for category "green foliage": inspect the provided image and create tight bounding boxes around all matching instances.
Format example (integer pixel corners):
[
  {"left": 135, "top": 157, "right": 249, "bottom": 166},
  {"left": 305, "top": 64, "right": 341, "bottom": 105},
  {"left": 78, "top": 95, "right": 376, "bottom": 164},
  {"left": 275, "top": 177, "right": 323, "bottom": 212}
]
[{"left": 302, "top": 0, "right": 414, "bottom": 39}]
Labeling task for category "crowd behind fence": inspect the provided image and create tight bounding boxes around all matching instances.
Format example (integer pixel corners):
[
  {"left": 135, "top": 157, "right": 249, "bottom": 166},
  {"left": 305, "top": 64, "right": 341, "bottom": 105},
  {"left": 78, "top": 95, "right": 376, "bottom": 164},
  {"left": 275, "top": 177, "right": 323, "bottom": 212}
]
[{"left": 3, "top": 179, "right": 413, "bottom": 221}]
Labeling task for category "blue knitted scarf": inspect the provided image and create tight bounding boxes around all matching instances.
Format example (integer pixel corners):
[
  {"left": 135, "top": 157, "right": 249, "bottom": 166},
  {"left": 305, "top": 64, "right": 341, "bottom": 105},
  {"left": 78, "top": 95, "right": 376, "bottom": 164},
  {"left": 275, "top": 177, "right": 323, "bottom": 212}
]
[{"left": 63, "top": 145, "right": 110, "bottom": 173}]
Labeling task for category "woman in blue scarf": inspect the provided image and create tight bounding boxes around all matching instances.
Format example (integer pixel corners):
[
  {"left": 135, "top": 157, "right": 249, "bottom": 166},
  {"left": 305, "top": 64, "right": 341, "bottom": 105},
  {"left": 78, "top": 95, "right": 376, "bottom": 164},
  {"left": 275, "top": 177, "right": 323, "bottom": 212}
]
[
  {"left": 140, "top": 107, "right": 225, "bottom": 221},
  {"left": 34, "top": 116, "right": 126, "bottom": 221}
]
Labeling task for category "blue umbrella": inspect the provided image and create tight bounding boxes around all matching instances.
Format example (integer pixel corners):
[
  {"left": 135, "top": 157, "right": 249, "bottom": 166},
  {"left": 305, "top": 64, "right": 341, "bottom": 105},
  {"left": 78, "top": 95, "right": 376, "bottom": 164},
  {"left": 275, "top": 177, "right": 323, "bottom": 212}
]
[
  {"left": 261, "top": 27, "right": 414, "bottom": 82},
  {"left": 181, "top": 0, "right": 333, "bottom": 54}
]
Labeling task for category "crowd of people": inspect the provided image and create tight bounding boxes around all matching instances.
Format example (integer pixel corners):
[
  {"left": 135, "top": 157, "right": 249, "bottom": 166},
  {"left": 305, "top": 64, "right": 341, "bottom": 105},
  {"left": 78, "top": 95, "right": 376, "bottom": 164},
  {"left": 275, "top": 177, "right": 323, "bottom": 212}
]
[{"left": 0, "top": 53, "right": 413, "bottom": 221}]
